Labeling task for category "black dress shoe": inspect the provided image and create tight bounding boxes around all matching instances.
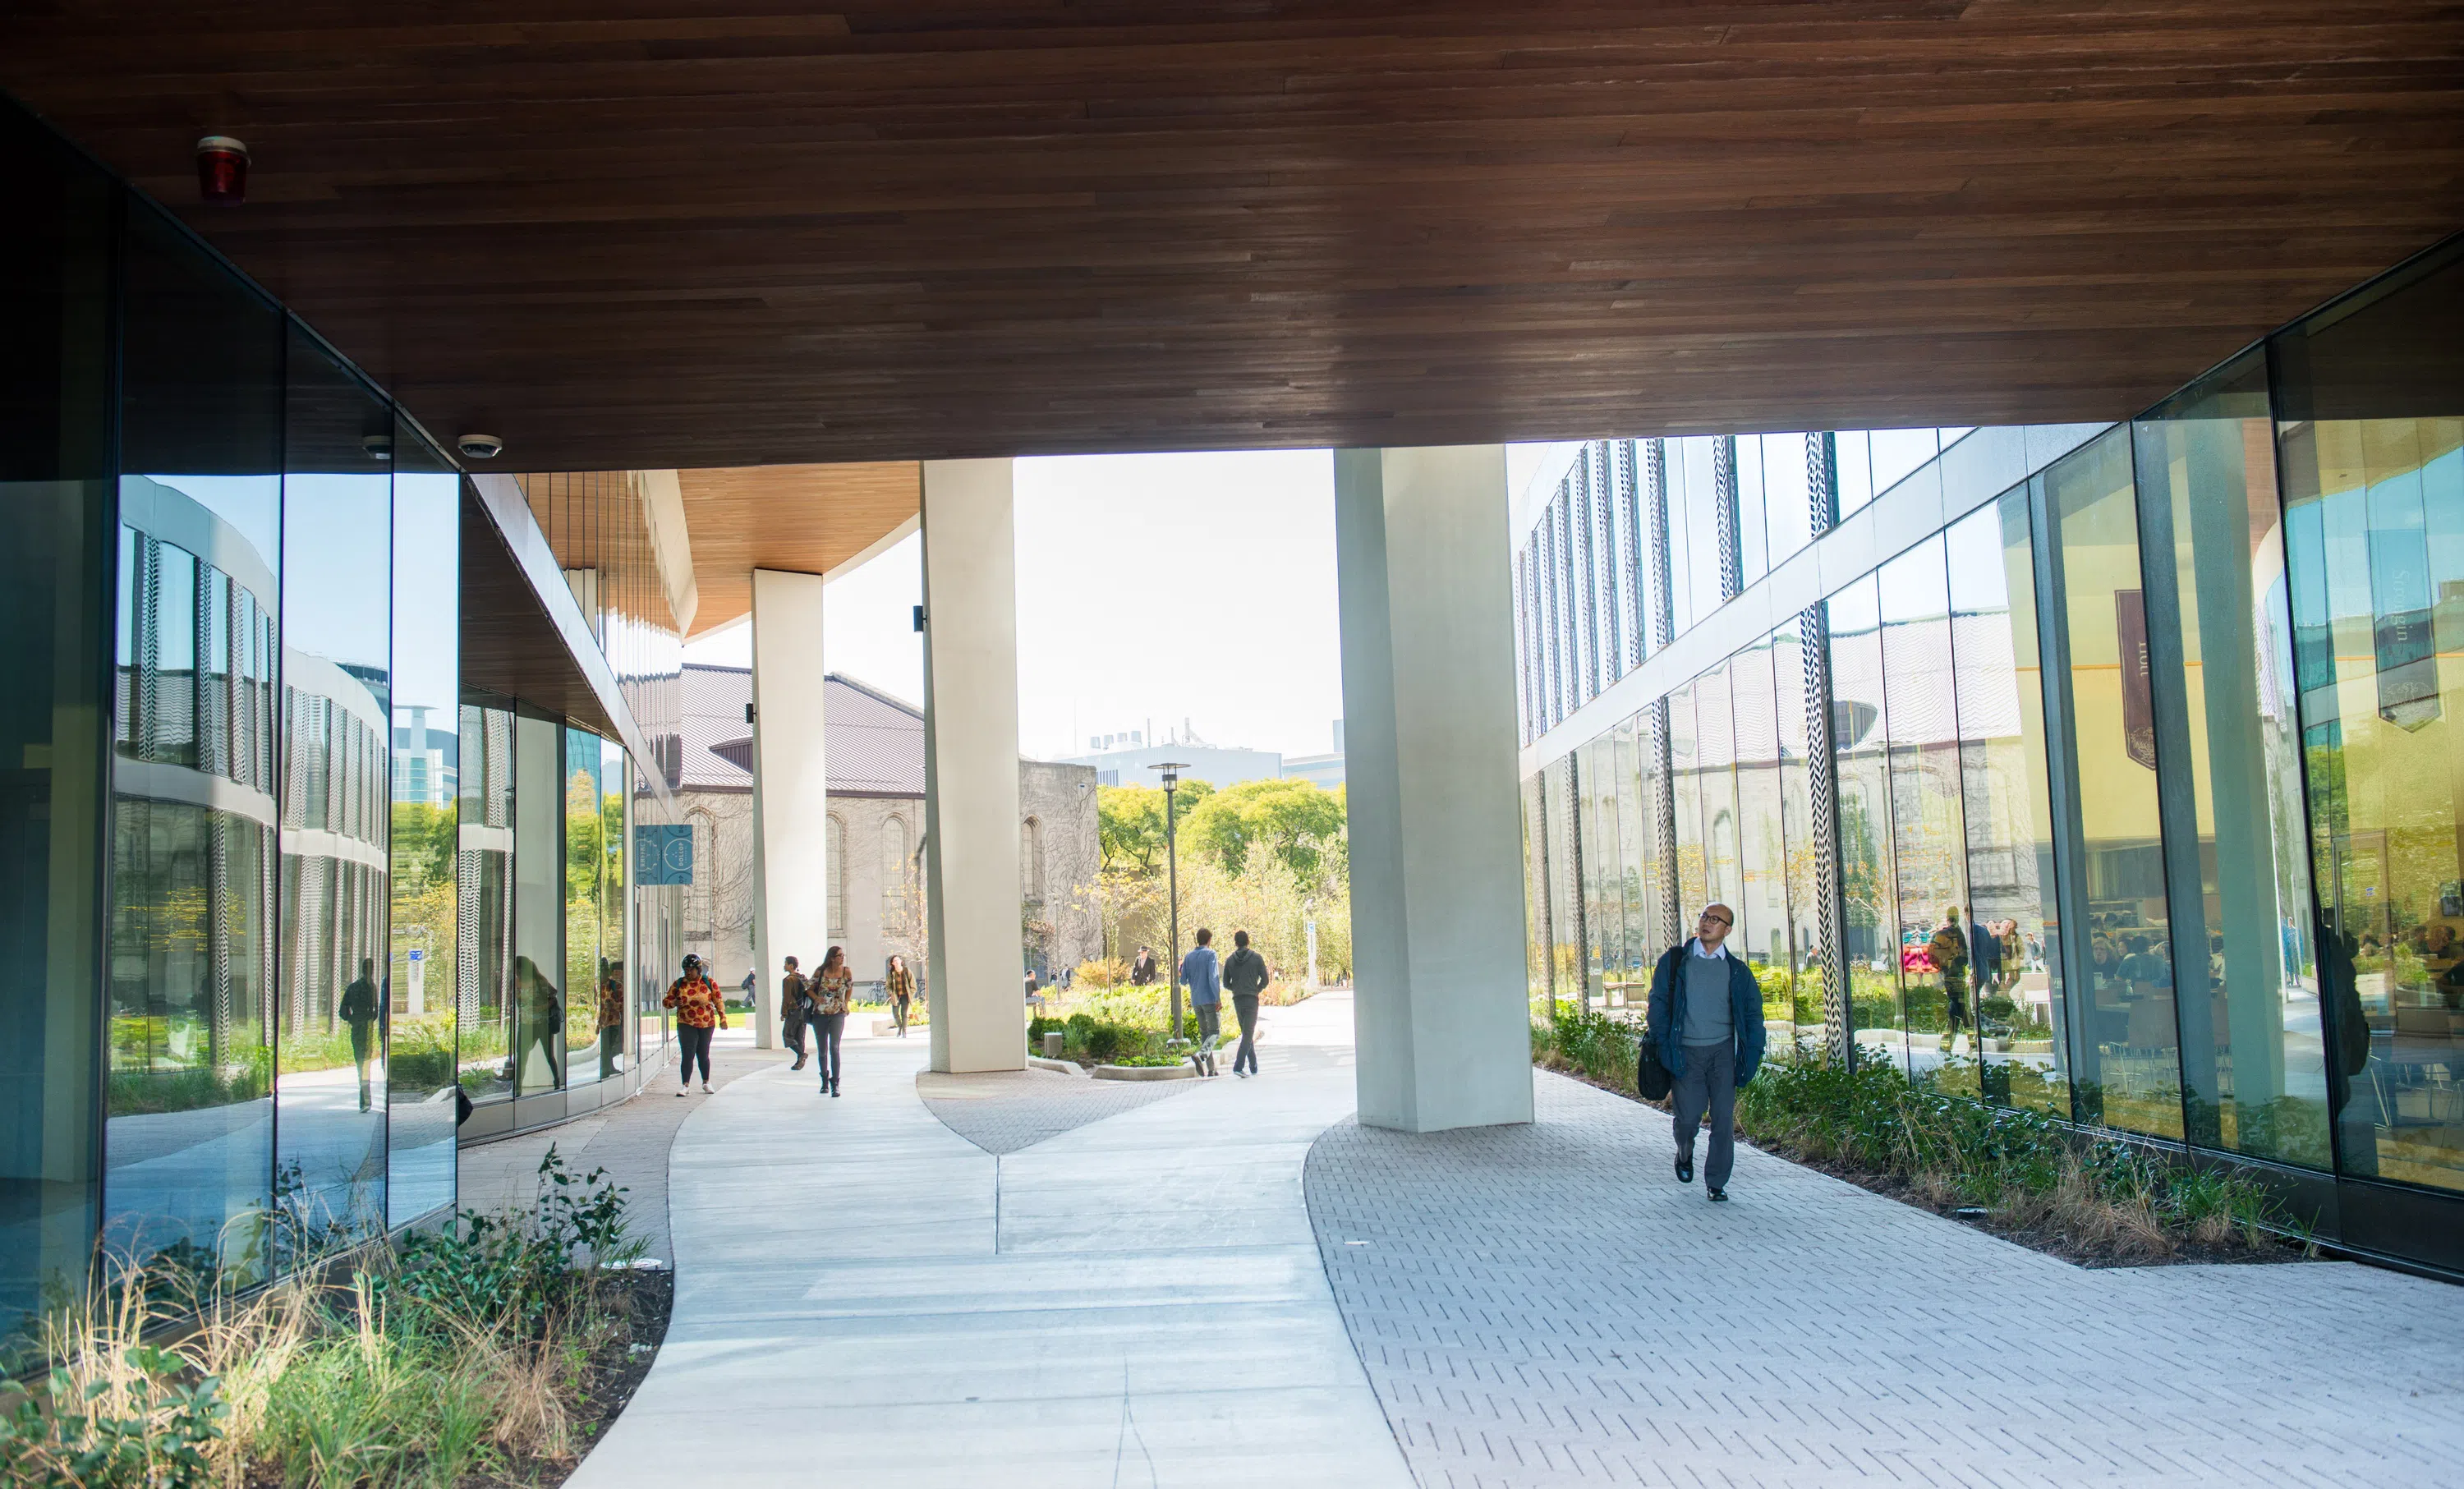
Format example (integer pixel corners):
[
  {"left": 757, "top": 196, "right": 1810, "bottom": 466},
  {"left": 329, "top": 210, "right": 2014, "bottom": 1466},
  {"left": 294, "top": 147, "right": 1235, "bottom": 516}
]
[
  {"left": 1707, "top": 1186, "right": 1729, "bottom": 1202},
  {"left": 1675, "top": 1155, "right": 1694, "bottom": 1184}
]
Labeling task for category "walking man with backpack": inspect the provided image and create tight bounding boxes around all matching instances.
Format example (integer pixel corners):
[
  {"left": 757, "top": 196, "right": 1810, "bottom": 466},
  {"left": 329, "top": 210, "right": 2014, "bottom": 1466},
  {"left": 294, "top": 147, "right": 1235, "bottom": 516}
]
[{"left": 1647, "top": 903, "right": 1768, "bottom": 1202}]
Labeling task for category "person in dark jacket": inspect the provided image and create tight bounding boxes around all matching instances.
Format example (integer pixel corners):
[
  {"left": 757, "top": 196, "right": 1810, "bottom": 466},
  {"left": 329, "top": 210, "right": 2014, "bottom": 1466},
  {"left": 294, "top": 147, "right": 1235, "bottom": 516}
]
[
  {"left": 1221, "top": 930, "right": 1271, "bottom": 1078},
  {"left": 1646, "top": 903, "right": 1768, "bottom": 1202}
]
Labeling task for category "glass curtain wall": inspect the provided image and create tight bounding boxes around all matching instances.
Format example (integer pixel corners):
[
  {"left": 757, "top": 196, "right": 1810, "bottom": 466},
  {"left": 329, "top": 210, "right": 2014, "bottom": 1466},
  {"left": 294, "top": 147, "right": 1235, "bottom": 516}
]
[
  {"left": 457, "top": 698, "right": 515, "bottom": 1103},
  {"left": 0, "top": 115, "right": 113, "bottom": 1355},
  {"left": 2048, "top": 430, "right": 2183, "bottom": 1137},
  {"left": 1827, "top": 575, "right": 1905, "bottom": 1065},
  {"left": 1947, "top": 494, "right": 2071, "bottom": 1115},
  {"left": 106, "top": 202, "right": 285, "bottom": 1284},
  {"left": 564, "top": 728, "right": 607, "bottom": 1088},
  {"left": 513, "top": 711, "right": 563, "bottom": 1102},
  {"left": 2278, "top": 243, "right": 2464, "bottom": 1193},
  {"left": 388, "top": 425, "right": 457, "bottom": 1225},
  {"left": 1880, "top": 537, "right": 1971, "bottom": 1081},
  {"left": 275, "top": 325, "right": 393, "bottom": 1255},
  {"left": 2136, "top": 352, "right": 2331, "bottom": 1167}
]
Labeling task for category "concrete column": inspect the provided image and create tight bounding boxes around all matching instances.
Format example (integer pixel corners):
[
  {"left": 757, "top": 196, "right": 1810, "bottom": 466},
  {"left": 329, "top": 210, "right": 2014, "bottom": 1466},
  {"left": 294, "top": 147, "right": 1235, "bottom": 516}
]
[
  {"left": 1335, "top": 445, "right": 1535, "bottom": 1133},
  {"left": 920, "top": 460, "right": 1026, "bottom": 1074},
  {"left": 751, "top": 568, "right": 830, "bottom": 1053}
]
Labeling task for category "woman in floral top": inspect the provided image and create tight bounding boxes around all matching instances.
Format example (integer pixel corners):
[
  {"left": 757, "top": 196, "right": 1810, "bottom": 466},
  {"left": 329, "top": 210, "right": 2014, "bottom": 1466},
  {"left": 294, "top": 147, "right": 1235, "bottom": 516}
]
[
  {"left": 812, "top": 945, "right": 854, "bottom": 1097},
  {"left": 662, "top": 954, "right": 728, "bottom": 1096}
]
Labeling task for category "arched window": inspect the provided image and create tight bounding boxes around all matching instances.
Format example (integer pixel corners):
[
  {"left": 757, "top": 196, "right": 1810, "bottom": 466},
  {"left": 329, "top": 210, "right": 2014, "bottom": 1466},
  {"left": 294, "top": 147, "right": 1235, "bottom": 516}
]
[
  {"left": 1021, "top": 816, "right": 1044, "bottom": 902},
  {"left": 882, "top": 815, "right": 909, "bottom": 930},
  {"left": 826, "top": 814, "right": 846, "bottom": 940}
]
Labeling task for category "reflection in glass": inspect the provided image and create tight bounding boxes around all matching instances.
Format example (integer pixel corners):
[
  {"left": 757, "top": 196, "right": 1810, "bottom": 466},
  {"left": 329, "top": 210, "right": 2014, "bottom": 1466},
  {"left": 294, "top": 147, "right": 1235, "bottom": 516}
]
[
  {"left": 1947, "top": 494, "right": 2071, "bottom": 1116},
  {"left": 1667, "top": 682, "right": 1707, "bottom": 914},
  {"left": 1763, "top": 434, "right": 1816, "bottom": 570},
  {"left": 1733, "top": 435, "right": 1769, "bottom": 588},
  {"left": 1542, "top": 756, "right": 1581, "bottom": 995},
  {"left": 2278, "top": 250, "right": 2464, "bottom": 1188},
  {"left": 276, "top": 326, "right": 392, "bottom": 1255},
  {"left": 1869, "top": 428, "right": 1942, "bottom": 499},
  {"left": 1828, "top": 576, "right": 1905, "bottom": 1065},
  {"left": 2051, "top": 430, "right": 2181, "bottom": 1137},
  {"left": 513, "top": 712, "right": 563, "bottom": 1096},
  {"left": 457, "top": 701, "right": 515, "bottom": 1103},
  {"left": 1731, "top": 637, "right": 1791, "bottom": 1045},
  {"left": 1, "top": 119, "right": 113, "bottom": 1352},
  {"left": 1696, "top": 660, "right": 1743, "bottom": 917},
  {"left": 1773, "top": 617, "right": 1826, "bottom": 1047},
  {"left": 1574, "top": 735, "right": 1611, "bottom": 1009},
  {"left": 1880, "top": 538, "right": 1970, "bottom": 1084},
  {"left": 601, "top": 737, "right": 631, "bottom": 1081},
  {"left": 2139, "top": 356, "right": 2330, "bottom": 1167},
  {"left": 565, "top": 728, "right": 608, "bottom": 1087},
  {"left": 1611, "top": 719, "right": 1653, "bottom": 1009},
  {"left": 388, "top": 425, "right": 457, "bottom": 1225},
  {"left": 106, "top": 205, "right": 283, "bottom": 1284}
]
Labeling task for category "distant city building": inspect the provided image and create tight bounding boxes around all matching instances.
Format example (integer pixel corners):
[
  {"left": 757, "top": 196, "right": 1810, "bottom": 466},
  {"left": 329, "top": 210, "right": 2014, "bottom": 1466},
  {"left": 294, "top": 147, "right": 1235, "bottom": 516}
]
[
  {"left": 389, "top": 704, "right": 457, "bottom": 807},
  {"left": 1281, "top": 719, "right": 1345, "bottom": 790},
  {"left": 1062, "top": 741, "right": 1282, "bottom": 790}
]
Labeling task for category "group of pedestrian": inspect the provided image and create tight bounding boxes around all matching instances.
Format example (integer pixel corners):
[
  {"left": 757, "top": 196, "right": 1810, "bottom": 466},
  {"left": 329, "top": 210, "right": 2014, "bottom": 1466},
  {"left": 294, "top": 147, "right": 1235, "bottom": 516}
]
[
  {"left": 662, "top": 949, "right": 918, "bottom": 1101},
  {"left": 1175, "top": 928, "right": 1271, "bottom": 1078}
]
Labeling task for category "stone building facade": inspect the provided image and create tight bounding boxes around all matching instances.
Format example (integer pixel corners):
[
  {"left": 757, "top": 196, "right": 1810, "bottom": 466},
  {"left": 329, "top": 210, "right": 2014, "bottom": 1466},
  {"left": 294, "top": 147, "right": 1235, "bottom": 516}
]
[{"left": 675, "top": 664, "right": 1099, "bottom": 996}]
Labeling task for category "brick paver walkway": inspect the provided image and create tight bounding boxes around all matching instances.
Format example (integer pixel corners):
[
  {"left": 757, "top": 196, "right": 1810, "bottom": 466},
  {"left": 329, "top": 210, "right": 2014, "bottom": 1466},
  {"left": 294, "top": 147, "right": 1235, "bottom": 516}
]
[
  {"left": 914, "top": 1065, "right": 1193, "bottom": 1155},
  {"left": 1305, "top": 1068, "right": 2464, "bottom": 1489}
]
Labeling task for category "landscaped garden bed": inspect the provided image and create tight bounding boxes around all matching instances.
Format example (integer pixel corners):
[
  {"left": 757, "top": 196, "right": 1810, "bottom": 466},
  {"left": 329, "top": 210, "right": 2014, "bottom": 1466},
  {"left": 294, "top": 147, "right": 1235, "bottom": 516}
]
[
  {"left": 1532, "top": 1003, "right": 2318, "bottom": 1269},
  {"left": 2, "top": 1149, "right": 671, "bottom": 1488}
]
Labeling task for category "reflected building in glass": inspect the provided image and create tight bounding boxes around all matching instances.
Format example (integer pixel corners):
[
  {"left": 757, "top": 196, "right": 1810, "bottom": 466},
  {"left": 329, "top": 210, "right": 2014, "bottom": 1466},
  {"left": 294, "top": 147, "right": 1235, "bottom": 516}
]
[
  {"left": 1516, "top": 237, "right": 2464, "bottom": 1274},
  {"left": 0, "top": 98, "right": 690, "bottom": 1355}
]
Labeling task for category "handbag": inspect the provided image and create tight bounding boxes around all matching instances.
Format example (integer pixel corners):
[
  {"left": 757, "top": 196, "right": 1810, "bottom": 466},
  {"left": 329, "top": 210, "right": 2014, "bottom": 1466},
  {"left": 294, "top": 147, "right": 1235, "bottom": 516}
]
[{"left": 1636, "top": 1030, "right": 1673, "bottom": 1101}]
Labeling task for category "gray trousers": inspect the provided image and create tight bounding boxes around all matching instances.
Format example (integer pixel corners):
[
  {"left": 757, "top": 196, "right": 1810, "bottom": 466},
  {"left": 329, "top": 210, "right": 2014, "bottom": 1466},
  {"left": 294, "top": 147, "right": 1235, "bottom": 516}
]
[{"left": 1671, "top": 1039, "right": 1738, "bottom": 1190}]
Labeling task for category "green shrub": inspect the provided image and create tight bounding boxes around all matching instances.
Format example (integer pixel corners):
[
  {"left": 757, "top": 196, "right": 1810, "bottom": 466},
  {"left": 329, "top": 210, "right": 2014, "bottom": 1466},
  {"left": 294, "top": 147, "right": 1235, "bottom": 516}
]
[
  {"left": 0, "top": 1346, "right": 225, "bottom": 1489},
  {"left": 1084, "top": 1023, "right": 1124, "bottom": 1064},
  {"left": 1531, "top": 1002, "right": 1639, "bottom": 1088}
]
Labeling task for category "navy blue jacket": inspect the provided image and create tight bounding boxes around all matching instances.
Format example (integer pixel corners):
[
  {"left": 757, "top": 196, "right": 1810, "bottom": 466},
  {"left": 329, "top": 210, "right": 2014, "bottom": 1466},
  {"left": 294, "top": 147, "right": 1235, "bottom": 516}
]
[{"left": 1646, "top": 940, "right": 1768, "bottom": 1087}]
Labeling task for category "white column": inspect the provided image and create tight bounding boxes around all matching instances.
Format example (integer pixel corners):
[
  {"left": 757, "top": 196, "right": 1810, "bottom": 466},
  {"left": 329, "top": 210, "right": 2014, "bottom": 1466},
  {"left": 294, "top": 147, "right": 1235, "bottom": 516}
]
[
  {"left": 751, "top": 568, "right": 830, "bottom": 1053},
  {"left": 1335, "top": 445, "right": 1535, "bottom": 1133},
  {"left": 920, "top": 459, "right": 1026, "bottom": 1074}
]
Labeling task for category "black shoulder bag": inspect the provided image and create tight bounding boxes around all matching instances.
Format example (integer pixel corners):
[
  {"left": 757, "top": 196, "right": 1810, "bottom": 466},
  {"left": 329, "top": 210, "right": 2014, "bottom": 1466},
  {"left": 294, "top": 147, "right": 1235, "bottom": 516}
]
[{"left": 1635, "top": 950, "right": 1673, "bottom": 1100}]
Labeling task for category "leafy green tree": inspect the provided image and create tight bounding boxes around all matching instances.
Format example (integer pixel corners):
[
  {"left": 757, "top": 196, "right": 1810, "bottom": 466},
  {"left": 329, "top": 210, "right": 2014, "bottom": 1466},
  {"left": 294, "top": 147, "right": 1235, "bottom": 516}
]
[
  {"left": 1096, "top": 781, "right": 1215, "bottom": 875},
  {"left": 1181, "top": 778, "right": 1345, "bottom": 879}
]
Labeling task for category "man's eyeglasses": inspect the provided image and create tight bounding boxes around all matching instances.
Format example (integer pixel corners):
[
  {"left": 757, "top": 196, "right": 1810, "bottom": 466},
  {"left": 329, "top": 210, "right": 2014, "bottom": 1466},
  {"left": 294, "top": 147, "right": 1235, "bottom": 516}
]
[{"left": 1698, "top": 912, "right": 1732, "bottom": 927}]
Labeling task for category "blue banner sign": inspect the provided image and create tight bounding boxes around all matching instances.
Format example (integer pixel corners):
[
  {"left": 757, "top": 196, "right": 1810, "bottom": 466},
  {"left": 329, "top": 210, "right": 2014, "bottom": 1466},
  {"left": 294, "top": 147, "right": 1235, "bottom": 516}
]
[{"left": 636, "top": 823, "right": 695, "bottom": 885}]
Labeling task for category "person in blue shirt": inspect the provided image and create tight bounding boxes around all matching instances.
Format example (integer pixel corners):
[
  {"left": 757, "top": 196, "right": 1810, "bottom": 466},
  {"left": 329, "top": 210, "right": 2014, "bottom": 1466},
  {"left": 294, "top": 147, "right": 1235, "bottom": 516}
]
[{"left": 1179, "top": 929, "right": 1224, "bottom": 1075}]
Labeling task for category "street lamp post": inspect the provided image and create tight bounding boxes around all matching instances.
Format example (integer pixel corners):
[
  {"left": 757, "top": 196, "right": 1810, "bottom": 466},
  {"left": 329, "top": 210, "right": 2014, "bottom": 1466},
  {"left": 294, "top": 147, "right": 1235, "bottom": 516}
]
[{"left": 1153, "top": 762, "right": 1190, "bottom": 1046}]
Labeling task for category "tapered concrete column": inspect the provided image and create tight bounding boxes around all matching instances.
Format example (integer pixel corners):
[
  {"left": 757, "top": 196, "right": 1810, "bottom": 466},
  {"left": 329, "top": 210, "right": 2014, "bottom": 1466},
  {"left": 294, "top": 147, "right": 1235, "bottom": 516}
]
[
  {"left": 750, "top": 568, "right": 830, "bottom": 1052},
  {"left": 1335, "top": 445, "right": 1535, "bottom": 1133},
  {"left": 920, "top": 460, "right": 1026, "bottom": 1074}
]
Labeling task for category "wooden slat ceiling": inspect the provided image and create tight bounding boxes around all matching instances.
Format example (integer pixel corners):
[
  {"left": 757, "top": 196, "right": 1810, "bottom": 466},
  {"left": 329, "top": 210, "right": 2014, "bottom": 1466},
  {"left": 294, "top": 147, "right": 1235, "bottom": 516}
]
[
  {"left": 678, "top": 462, "right": 919, "bottom": 636},
  {"left": 7, "top": 3, "right": 2462, "bottom": 469}
]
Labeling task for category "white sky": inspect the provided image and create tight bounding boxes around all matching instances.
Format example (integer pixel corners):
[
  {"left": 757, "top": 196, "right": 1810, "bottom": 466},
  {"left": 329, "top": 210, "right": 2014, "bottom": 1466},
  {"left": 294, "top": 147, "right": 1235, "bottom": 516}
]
[{"left": 683, "top": 449, "right": 1348, "bottom": 763}]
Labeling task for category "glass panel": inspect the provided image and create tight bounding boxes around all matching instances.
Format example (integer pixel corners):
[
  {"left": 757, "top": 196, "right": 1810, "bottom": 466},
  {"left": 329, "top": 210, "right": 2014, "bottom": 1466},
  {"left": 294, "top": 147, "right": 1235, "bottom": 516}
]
[
  {"left": 1662, "top": 440, "right": 1699, "bottom": 639},
  {"left": 457, "top": 701, "right": 514, "bottom": 1104},
  {"left": 1679, "top": 437, "right": 1723, "bottom": 627},
  {"left": 1522, "top": 774, "right": 1549, "bottom": 1000},
  {"left": 388, "top": 425, "right": 457, "bottom": 1225},
  {"left": 1667, "top": 681, "right": 1708, "bottom": 915},
  {"left": 1772, "top": 616, "right": 1825, "bottom": 1050},
  {"left": 1697, "top": 659, "right": 1743, "bottom": 917},
  {"left": 600, "top": 736, "right": 629, "bottom": 1082},
  {"left": 1542, "top": 757, "right": 1582, "bottom": 998},
  {"left": 1827, "top": 575, "right": 1904, "bottom": 1066},
  {"left": 1764, "top": 434, "right": 1815, "bottom": 569},
  {"left": 1732, "top": 636, "right": 1791, "bottom": 1049},
  {"left": 2137, "top": 355, "right": 2331, "bottom": 1168},
  {"left": 1880, "top": 537, "right": 1970, "bottom": 1086},
  {"left": 1949, "top": 494, "right": 2071, "bottom": 1117},
  {"left": 513, "top": 712, "right": 563, "bottom": 1096},
  {"left": 0, "top": 117, "right": 113, "bottom": 1355},
  {"left": 564, "top": 727, "right": 607, "bottom": 1087},
  {"left": 1835, "top": 430, "right": 1877, "bottom": 517},
  {"left": 1734, "top": 435, "right": 1770, "bottom": 588},
  {"left": 1611, "top": 720, "right": 1652, "bottom": 1010},
  {"left": 2277, "top": 246, "right": 2464, "bottom": 1189},
  {"left": 1870, "top": 428, "right": 1942, "bottom": 499},
  {"left": 2051, "top": 430, "right": 2181, "bottom": 1137},
  {"left": 107, "top": 204, "right": 283, "bottom": 1286},
  {"left": 275, "top": 325, "right": 391, "bottom": 1256},
  {"left": 1575, "top": 736, "right": 1610, "bottom": 1007}
]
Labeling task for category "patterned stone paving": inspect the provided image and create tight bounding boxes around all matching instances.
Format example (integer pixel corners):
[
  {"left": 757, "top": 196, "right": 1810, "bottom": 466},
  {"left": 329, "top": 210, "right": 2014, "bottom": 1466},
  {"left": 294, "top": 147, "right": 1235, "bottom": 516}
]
[{"left": 1306, "top": 1068, "right": 2464, "bottom": 1488}]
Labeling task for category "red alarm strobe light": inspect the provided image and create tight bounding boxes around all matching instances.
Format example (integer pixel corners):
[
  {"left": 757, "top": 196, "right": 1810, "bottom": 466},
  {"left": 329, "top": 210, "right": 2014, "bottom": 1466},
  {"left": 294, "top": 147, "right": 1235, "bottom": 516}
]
[{"left": 195, "top": 136, "right": 249, "bottom": 205}]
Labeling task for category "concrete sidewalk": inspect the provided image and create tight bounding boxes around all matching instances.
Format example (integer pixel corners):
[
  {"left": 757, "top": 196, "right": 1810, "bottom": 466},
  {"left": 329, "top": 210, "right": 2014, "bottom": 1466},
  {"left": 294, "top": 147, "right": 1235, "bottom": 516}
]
[{"left": 568, "top": 991, "right": 1409, "bottom": 1488}]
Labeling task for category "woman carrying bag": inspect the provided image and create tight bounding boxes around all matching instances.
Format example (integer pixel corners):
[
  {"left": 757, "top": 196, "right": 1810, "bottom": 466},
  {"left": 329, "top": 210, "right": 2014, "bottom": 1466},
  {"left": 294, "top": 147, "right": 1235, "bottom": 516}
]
[{"left": 811, "top": 945, "right": 854, "bottom": 1096}]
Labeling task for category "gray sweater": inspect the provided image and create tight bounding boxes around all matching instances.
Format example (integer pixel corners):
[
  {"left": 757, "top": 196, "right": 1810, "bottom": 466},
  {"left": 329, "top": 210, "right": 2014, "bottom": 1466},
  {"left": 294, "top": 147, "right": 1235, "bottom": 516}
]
[{"left": 1683, "top": 951, "right": 1735, "bottom": 1046}]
